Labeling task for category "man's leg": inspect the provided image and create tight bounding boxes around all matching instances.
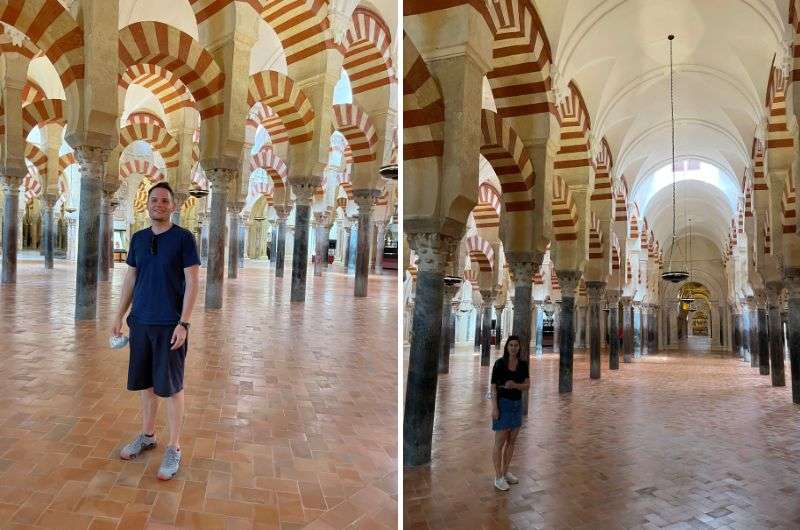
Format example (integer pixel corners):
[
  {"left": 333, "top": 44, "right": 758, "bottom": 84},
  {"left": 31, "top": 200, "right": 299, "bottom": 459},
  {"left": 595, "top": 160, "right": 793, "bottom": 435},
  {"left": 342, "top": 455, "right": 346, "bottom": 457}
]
[
  {"left": 141, "top": 388, "right": 158, "bottom": 436},
  {"left": 165, "top": 390, "right": 184, "bottom": 449}
]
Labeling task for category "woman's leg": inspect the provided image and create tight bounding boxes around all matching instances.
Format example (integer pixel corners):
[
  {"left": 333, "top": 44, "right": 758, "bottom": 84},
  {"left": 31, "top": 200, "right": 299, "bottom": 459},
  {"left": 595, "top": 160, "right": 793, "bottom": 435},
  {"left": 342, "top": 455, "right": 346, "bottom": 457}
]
[
  {"left": 501, "top": 427, "right": 521, "bottom": 476},
  {"left": 493, "top": 430, "right": 508, "bottom": 479}
]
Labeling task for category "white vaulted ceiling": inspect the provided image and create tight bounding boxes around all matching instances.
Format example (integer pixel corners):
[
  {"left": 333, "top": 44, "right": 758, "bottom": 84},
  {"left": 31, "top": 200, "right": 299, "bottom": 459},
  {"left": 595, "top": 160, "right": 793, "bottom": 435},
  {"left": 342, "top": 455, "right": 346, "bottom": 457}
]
[{"left": 536, "top": 0, "right": 790, "bottom": 251}]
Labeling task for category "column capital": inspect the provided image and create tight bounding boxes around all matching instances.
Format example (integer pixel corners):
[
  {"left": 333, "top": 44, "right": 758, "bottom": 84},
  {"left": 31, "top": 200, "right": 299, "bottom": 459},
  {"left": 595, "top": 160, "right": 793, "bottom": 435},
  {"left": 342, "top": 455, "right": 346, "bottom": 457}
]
[
  {"left": 290, "top": 176, "right": 321, "bottom": 206},
  {"left": 443, "top": 281, "right": 462, "bottom": 299},
  {"left": 407, "top": 232, "right": 456, "bottom": 274},
  {"left": 479, "top": 289, "right": 495, "bottom": 305},
  {"left": 586, "top": 281, "right": 606, "bottom": 302},
  {"left": 506, "top": 251, "right": 545, "bottom": 287},
  {"left": 605, "top": 290, "right": 621, "bottom": 305},
  {"left": 206, "top": 168, "right": 236, "bottom": 192},
  {"left": 765, "top": 281, "right": 784, "bottom": 308},
  {"left": 620, "top": 295, "right": 632, "bottom": 306},
  {"left": 73, "top": 146, "right": 110, "bottom": 180},
  {"left": 353, "top": 188, "right": 381, "bottom": 214},
  {"left": 784, "top": 267, "right": 800, "bottom": 300},
  {"left": 0, "top": 169, "right": 24, "bottom": 192},
  {"left": 555, "top": 269, "right": 581, "bottom": 298},
  {"left": 273, "top": 204, "right": 292, "bottom": 220}
]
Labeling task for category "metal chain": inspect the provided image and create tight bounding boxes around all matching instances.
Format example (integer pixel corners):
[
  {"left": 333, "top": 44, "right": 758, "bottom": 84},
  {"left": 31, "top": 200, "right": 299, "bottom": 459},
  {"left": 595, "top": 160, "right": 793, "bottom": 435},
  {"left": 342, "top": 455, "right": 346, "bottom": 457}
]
[{"left": 668, "top": 34, "right": 677, "bottom": 269}]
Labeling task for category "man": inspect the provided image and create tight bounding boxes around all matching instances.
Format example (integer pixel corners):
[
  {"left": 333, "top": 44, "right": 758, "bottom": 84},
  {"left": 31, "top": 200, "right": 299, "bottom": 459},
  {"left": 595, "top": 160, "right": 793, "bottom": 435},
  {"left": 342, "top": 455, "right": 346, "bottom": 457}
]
[{"left": 112, "top": 181, "right": 200, "bottom": 480}]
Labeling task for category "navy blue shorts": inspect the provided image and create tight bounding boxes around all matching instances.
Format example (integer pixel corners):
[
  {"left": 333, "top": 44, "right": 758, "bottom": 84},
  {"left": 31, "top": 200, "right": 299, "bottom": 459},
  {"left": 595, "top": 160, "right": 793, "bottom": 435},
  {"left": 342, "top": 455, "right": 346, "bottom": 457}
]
[
  {"left": 127, "top": 318, "right": 187, "bottom": 397},
  {"left": 492, "top": 398, "right": 523, "bottom": 431}
]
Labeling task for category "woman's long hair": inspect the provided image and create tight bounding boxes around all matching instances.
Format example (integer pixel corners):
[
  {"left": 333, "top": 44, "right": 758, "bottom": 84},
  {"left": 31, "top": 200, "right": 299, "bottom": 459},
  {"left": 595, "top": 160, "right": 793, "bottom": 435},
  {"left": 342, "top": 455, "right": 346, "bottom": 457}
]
[{"left": 502, "top": 335, "right": 522, "bottom": 364}]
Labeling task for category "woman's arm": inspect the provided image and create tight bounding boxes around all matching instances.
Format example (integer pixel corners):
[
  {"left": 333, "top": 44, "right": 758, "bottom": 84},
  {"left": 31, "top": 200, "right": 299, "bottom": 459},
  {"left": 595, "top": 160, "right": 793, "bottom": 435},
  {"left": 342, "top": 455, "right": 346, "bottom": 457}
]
[{"left": 492, "top": 384, "right": 500, "bottom": 419}]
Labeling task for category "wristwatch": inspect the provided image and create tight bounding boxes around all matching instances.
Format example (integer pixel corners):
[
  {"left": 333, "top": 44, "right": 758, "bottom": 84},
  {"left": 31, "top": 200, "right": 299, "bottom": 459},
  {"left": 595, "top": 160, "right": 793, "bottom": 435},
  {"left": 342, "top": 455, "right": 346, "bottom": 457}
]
[{"left": 179, "top": 321, "right": 190, "bottom": 330}]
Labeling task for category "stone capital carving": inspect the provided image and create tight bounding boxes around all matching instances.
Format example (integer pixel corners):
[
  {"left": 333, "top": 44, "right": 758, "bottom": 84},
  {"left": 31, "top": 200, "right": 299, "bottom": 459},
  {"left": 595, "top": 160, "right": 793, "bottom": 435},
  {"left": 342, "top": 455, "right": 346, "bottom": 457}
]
[
  {"left": 783, "top": 267, "right": 800, "bottom": 300},
  {"left": 73, "top": 146, "right": 110, "bottom": 180},
  {"left": 407, "top": 232, "right": 455, "bottom": 274},
  {"left": 605, "top": 290, "right": 621, "bottom": 305},
  {"left": 555, "top": 270, "right": 581, "bottom": 298},
  {"left": 620, "top": 296, "right": 632, "bottom": 306},
  {"left": 479, "top": 289, "right": 495, "bottom": 305},
  {"left": 586, "top": 281, "right": 606, "bottom": 303},
  {"left": 443, "top": 281, "right": 462, "bottom": 299},
  {"left": 766, "top": 281, "right": 784, "bottom": 308},
  {"left": 506, "top": 251, "right": 544, "bottom": 287},
  {"left": 290, "top": 176, "right": 319, "bottom": 206},
  {"left": 206, "top": 168, "right": 236, "bottom": 192},
  {"left": 273, "top": 204, "right": 291, "bottom": 220},
  {"left": 352, "top": 188, "right": 381, "bottom": 214}
]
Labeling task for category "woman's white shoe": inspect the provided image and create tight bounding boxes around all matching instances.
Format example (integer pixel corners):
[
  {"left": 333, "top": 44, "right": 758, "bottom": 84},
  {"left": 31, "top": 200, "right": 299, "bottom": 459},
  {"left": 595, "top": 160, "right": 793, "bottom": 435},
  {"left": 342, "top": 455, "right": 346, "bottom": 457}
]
[
  {"left": 504, "top": 472, "right": 519, "bottom": 484},
  {"left": 494, "top": 477, "right": 510, "bottom": 491}
]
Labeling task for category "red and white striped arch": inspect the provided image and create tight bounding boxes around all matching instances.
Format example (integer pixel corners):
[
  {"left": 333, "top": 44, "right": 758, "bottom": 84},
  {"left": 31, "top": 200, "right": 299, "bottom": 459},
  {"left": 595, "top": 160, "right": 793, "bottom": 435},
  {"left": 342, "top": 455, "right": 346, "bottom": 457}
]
[
  {"left": 118, "top": 22, "right": 225, "bottom": 120},
  {"left": 22, "top": 99, "right": 65, "bottom": 138},
  {"left": 473, "top": 182, "right": 502, "bottom": 229},
  {"left": 332, "top": 104, "right": 378, "bottom": 164},
  {"left": 119, "top": 159, "right": 165, "bottom": 183},
  {"left": 59, "top": 152, "right": 76, "bottom": 175},
  {"left": 127, "top": 111, "right": 166, "bottom": 129},
  {"left": 120, "top": 119, "right": 180, "bottom": 168},
  {"left": 343, "top": 7, "right": 395, "bottom": 96},
  {"left": 25, "top": 143, "right": 47, "bottom": 181},
  {"left": 480, "top": 109, "right": 536, "bottom": 212},
  {"left": 23, "top": 173, "right": 41, "bottom": 202},
  {"left": 751, "top": 138, "right": 767, "bottom": 191},
  {"left": 628, "top": 203, "right": 640, "bottom": 239},
  {"left": 21, "top": 80, "right": 46, "bottom": 107},
  {"left": 588, "top": 211, "right": 603, "bottom": 259},
  {"left": 120, "top": 64, "right": 195, "bottom": 117},
  {"left": 592, "top": 137, "right": 613, "bottom": 202},
  {"left": 248, "top": 70, "right": 315, "bottom": 145},
  {"left": 250, "top": 144, "right": 288, "bottom": 189},
  {"left": 249, "top": 178, "right": 275, "bottom": 204},
  {"left": 613, "top": 183, "right": 628, "bottom": 222},
  {"left": 554, "top": 82, "right": 592, "bottom": 172},
  {"left": 247, "top": 104, "right": 289, "bottom": 145},
  {"left": 782, "top": 174, "right": 796, "bottom": 234},
  {"left": 611, "top": 232, "right": 621, "bottom": 271},
  {"left": 765, "top": 66, "right": 793, "bottom": 151},
  {"left": 0, "top": 1, "right": 84, "bottom": 92},
  {"left": 465, "top": 235, "right": 495, "bottom": 272},
  {"left": 244, "top": 0, "right": 330, "bottom": 66},
  {"left": 403, "top": 33, "right": 444, "bottom": 163},
  {"left": 552, "top": 174, "right": 578, "bottom": 241}
]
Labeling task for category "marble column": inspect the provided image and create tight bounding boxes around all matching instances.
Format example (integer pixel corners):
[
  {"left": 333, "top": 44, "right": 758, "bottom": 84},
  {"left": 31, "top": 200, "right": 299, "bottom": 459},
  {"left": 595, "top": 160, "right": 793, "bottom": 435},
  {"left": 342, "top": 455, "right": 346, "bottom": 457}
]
[
  {"left": 270, "top": 224, "right": 278, "bottom": 264},
  {"left": 607, "top": 292, "right": 621, "bottom": 369},
  {"left": 98, "top": 190, "right": 114, "bottom": 281},
  {"left": 312, "top": 213, "right": 325, "bottom": 278},
  {"left": 42, "top": 194, "right": 57, "bottom": 270},
  {"left": 204, "top": 169, "right": 233, "bottom": 310},
  {"left": 342, "top": 223, "right": 353, "bottom": 270},
  {"left": 633, "top": 304, "right": 642, "bottom": 358},
  {"left": 747, "top": 298, "right": 759, "bottom": 368},
  {"left": 473, "top": 303, "right": 482, "bottom": 352},
  {"left": 495, "top": 305, "right": 504, "bottom": 350},
  {"left": 506, "top": 254, "right": 542, "bottom": 361},
  {"left": 73, "top": 147, "right": 108, "bottom": 320},
  {"left": 742, "top": 303, "right": 753, "bottom": 363},
  {"left": 404, "top": 232, "right": 454, "bottom": 467},
  {"left": 784, "top": 269, "right": 800, "bottom": 403},
  {"left": 373, "top": 220, "right": 386, "bottom": 272},
  {"left": 227, "top": 204, "right": 242, "bottom": 279},
  {"left": 622, "top": 297, "right": 633, "bottom": 362},
  {"left": 556, "top": 270, "right": 581, "bottom": 393},
  {"left": 480, "top": 290, "right": 494, "bottom": 366},
  {"left": 586, "top": 282, "right": 605, "bottom": 379},
  {"left": 274, "top": 216, "right": 288, "bottom": 278},
  {"left": 553, "top": 308, "right": 561, "bottom": 354},
  {"left": 353, "top": 189, "right": 379, "bottom": 298},
  {"left": 290, "top": 180, "right": 317, "bottom": 302},
  {"left": 757, "top": 297, "right": 770, "bottom": 375},
  {"left": 766, "top": 282, "right": 786, "bottom": 387},
  {"left": 1, "top": 174, "right": 23, "bottom": 284},
  {"left": 534, "top": 302, "right": 544, "bottom": 358},
  {"left": 438, "top": 280, "right": 461, "bottom": 374}
]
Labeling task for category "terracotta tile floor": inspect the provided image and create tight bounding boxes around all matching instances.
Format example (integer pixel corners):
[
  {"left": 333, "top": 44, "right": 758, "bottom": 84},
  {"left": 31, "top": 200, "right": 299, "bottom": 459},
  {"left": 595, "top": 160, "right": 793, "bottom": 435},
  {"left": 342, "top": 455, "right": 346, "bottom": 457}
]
[
  {"left": 404, "top": 345, "right": 800, "bottom": 529},
  {"left": 0, "top": 260, "right": 397, "bottom": 529}
]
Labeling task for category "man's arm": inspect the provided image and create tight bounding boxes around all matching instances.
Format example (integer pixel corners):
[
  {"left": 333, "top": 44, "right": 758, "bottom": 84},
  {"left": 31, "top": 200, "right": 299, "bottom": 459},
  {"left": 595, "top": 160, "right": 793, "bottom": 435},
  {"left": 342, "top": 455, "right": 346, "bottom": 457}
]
[
  {"left": 112, "top": 267, "right": 137, "bottom": 336},
  {"left": 170, "top": 264, "right": 199, "bottom": 350}
]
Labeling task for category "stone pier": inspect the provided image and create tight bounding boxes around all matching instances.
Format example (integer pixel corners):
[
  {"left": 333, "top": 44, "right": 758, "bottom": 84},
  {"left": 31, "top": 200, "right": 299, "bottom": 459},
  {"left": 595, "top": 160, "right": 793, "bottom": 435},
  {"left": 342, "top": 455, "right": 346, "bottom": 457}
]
[
  {"left": 204, "top": 169, "right": 233, "bottom": 310},
  {"left": 438, "top": 280, "right": 461, "bottom": 374},
  {"left": 480, "top": 289, "right": 494, "bottom": 367},
  {"left": 42, "top": 195, "right": 57, "bottom": 270},
  {"left": 556, "top": 270, "right": 581, "bottom": 393},
  {"left": 766, "top": 282, "right": 785, "bottom": 387},
  {"left": 274, "top": 207, "right": 289, "bottom": 278},
  {"left": 607, "top": 291, "right": 621, "bottom": 369},
  {"left": 353, "top": 190, "right": 379, "bottom": 297},
  {"left": 622, "top": 297, "right": 633, "bottom": 363},
  {"left": 784, "top": 269, "right": 800, "bottom": 403},
  {"left": 227, "top": 204, "right": 242, "bottom": 279},
  {"left": 586, "top": 281, "right": 605, "bottom": 379},
  {"left": 290, "top": 181, "right": 315, "bottom": 303},
  {"left": 1, "top": 174, "right": 23, "bottom": 284}
]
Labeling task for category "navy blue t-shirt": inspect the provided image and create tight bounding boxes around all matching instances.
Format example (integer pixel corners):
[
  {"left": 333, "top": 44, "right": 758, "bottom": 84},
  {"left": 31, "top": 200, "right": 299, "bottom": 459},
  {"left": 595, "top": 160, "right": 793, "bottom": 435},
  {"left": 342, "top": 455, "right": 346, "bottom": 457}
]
[{"left": 126, "top": 225, "right": 201, "bottom": 325}]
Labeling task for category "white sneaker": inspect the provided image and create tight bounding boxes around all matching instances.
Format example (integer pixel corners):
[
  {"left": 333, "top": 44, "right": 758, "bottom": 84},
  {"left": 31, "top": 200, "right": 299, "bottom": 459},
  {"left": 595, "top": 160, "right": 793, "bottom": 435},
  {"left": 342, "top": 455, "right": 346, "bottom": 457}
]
[
  {"left": 494, "top": 477, "right": 510, "bottom": 491},
  {"left": 505, "top": 472, "right": 519, "bottom": 484}
]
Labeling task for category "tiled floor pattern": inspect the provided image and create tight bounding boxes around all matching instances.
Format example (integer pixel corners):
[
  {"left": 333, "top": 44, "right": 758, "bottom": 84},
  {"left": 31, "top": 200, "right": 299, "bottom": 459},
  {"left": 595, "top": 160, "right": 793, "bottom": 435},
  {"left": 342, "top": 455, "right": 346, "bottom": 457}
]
[
  {"left": 0, "top": 260, "right": 397, "bottom": 529},
  {"left": 404, "top": 346, "right": 800, "bottom": 529}
]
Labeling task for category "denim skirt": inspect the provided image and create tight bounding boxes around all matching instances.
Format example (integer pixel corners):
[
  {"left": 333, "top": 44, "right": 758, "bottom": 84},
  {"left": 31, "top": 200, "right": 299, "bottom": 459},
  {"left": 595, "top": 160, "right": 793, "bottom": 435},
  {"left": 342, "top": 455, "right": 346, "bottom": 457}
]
[{"left": 492, "top": 397, "right": 523, "bottom": 431}]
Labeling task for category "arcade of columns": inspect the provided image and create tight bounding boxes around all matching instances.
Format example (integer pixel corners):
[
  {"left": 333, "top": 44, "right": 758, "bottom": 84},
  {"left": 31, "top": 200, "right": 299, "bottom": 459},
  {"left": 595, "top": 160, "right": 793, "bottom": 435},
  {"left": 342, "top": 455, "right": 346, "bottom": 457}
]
[
  {"left": 403, "top": 0, "right": 800, "bottom": 467},
  {"left": 0, "top": 0, "right": 397, "bottom": 313}
]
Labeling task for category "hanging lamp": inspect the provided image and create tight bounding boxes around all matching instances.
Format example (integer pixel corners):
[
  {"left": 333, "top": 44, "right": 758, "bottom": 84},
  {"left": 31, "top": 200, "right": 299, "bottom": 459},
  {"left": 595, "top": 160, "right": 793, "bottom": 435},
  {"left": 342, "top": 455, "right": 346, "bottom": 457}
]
[
  {"left": 661, "top": 34, "right": 690, "bottom": 283},
  {"left": 679, "top": 219, "right": 696, "bottom": 304}
]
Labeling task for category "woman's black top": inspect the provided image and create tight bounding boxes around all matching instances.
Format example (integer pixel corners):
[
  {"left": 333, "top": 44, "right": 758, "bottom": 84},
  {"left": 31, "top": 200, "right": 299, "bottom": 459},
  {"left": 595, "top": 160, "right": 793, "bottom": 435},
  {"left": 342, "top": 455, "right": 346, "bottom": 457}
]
[{"left": 491, "top": 358, "right": 529, "bottom": 401}]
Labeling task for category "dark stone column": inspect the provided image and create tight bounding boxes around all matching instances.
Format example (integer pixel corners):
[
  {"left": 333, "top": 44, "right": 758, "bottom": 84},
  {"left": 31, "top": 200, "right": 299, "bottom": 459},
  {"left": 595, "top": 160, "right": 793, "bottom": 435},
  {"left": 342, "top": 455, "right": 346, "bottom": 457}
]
[
  {"left": 534, "top": 302, "right": 544, "bottom": 358},
  {"left": 404, "top": 232, "right": 454, "bottom": 467},
  {"left": 480, "top": 290, "right": 494, "bottom": 366},
  {"left": 312, "top": 214, "right": 323, "bottom": 278},
  {"left": 373, "top": 220, "right": 386, "bottom": 272},
  {"left": 342, "top": 223, "right": 353, "bottom": 271},
  {"left": 98, "top": 190, "right": 113, "bottom": 281},
  {"left": 274, "top": 216, "right": 288, "bottom": 278},
  {"left": 1, "top": 174, "right": 23, "bottom": 284},
  {"left": 758, "top": 300, "right": 770, "bottom": 375},
  {"left": 473, "top": 304, "right": 482, "bottom": 352},
  {"left": 586, "top": 281, "right": 605, "bottom": 379},
  {"left": 622, "top": 297, "right": 633, "bottom": 362},
  {"left": 291, "top": 200, "right": 312, "bottom": 301},
  {"left": 767, "top": 282, "right": 786, "bottom": 387},
  {"left": 733, "top": 313, "right": 742, "bottom": 358},
  {"left": 607, "top": 292, "right": 621, "bottom": 369},
  {"left": 633, "top": 304, "right": 642, "bottom": 358},
  {"left": 353, "top": 189, "right": 379, "bottom": 298},
  {"left": 556, "top": 270, "right": 581, "bottom": 393},
  {"left": 747, "top": 298, "right": 758, "bottom": 368},
  {"left": 42, "top": 195, "right": 56, "bottom": 270},
  {"left": 204, "top": 169, "right": 233, "bottom": 310},
  {"left": 506, "top": 253, "right": 542, "bottom": 362},
  {"left": 227, "top": 204, "right": 242, "bottom": 279},
  {"left": 784, "top": 269, "right": 800, "bottom": 403},
  {"left": 438, "top": 280, "right": 461, "bottom": 374},
  {"left": 73, "top": 147, "right": 108, "bottom": 320},
  {"left": 495, "top": 305, "right": 504, "bottom": 350},
  {"left": 270, "top": 224, "right": 278, "bottom": 264}
]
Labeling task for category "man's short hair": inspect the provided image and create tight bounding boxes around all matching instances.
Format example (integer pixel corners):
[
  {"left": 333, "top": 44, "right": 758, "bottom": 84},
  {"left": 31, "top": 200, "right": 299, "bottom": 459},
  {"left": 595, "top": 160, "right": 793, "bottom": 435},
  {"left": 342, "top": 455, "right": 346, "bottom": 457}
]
[{"left": 147, "top": 181, "right": 175, "bottom": 201}]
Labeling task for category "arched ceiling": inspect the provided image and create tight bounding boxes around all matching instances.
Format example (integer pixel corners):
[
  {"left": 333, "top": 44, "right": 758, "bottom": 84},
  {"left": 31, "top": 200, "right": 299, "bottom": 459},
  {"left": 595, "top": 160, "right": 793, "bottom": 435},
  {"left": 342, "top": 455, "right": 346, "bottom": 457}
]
[
  {"left": 119, "top": 0, "right": 198, "bottom": 37},
  {"left": 536, "top": 0, "right": 788, "bottom": 249}
]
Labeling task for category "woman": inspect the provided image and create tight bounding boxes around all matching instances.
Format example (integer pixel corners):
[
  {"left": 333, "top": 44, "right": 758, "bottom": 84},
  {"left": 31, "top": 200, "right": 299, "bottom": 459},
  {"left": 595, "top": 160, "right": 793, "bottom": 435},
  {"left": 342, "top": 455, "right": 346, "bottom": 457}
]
[{"left": 491, "top": 335, "right": 530, "bottom": 491}]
